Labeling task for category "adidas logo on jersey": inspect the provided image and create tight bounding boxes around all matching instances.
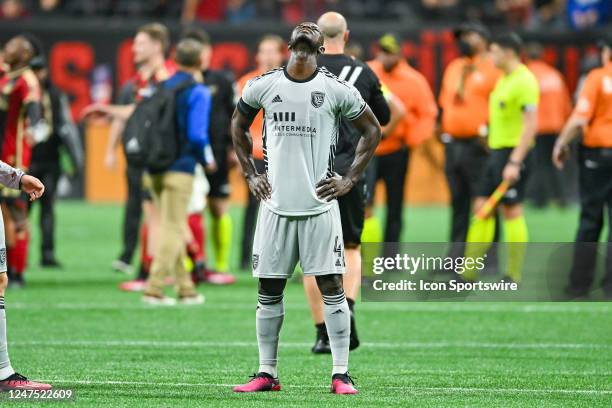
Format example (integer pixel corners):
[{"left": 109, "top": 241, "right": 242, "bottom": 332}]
[{"left": 272, "top": 95, "right": 283, "bottom": 103}]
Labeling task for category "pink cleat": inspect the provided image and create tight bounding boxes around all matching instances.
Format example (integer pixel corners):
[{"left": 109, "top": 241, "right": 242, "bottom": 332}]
[
  {"left": 203, "top": 270, "right": 236, "bottom": 285},
  {"left": 233, "top": 373, "right": 281, "bottom": 392},
  {"left": 0, "top": 373, "right": 52, "bottom": 391},
  {"left": 119, "top": 279, "right": 146, "bottom": 292},
  {"left": 331, "top": 373, "right": 358, "bottom": 394}
]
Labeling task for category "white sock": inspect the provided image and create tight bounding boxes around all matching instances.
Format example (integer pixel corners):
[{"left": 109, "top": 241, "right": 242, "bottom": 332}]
[
  {"left": 256, "top": 293, "right": 284, "bottom": 379},
  {"left": 0, "top": 297, "right": 15, "bottom": 380},
  {"left": 322, "top": 291, "right": 350, "bottom": 376}
]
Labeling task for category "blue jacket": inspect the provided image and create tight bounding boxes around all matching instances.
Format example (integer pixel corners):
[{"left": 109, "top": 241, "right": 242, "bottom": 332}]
[{"left": 164, "top": 71, "right": 213, "bottom": 174}]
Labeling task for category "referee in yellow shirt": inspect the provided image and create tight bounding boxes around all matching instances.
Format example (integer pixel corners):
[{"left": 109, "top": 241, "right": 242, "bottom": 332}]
[{"left": 464, "top": 33, "right": 539, "bottom": 284}]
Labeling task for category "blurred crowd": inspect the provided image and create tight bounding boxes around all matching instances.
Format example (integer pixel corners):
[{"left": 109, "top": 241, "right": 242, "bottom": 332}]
[{"left": 0, "top": 0, "right": 610, "bottom": 29}]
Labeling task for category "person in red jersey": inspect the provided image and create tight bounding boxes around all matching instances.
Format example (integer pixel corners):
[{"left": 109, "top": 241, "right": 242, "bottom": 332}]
[
  {"left": 0, "top": 159, "right": 50, "bottom": 390},
  {"left": 0, "top": 35, "right": 45, "bottom": 287}
]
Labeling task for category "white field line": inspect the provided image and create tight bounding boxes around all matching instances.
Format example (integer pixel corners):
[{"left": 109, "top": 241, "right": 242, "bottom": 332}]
[
  {"left": 8, "top": 302, "right": 612, "bottom": 313},
  {"left": 9, "top": 339, "right": 612, "bottom": 350},
  {"left": 38, "top": 379, "right": 612, "bottom": 395}
]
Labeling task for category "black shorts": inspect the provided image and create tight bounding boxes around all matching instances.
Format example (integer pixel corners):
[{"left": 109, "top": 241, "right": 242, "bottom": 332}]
[
  {"left": 476, "top": 148, "right": 529, "bottom": 205},
  {"left": 207, "top": 145, "right": 230, "bottom": 199},
  {"left": 338, "top": 178, "right": 367, "bottom": 246}
]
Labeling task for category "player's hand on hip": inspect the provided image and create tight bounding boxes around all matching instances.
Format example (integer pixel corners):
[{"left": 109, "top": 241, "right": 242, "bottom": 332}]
[
  {"left": 20, "top": 175, "right": 45, "bottom": 201},
  {"left": 247, "top": 174, "right": 272, "bottom": 201},
  {"left": 316, "top": 174, "right": 353, "bottom": 202},
  {"left": 552, "top": 141, "right": 569, "bottom": 170},
  {"left": 502, "top": 162, "right": 520, "bottom": 185}
]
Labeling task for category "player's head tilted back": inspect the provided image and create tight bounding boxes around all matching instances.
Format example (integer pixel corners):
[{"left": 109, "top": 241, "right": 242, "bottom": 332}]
[{"left": 288, "top": 22, "right": 325, "bottom": 63}]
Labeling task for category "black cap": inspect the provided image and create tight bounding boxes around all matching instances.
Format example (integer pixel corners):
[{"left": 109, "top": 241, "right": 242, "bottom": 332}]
[{"left": 453, "top": 22, "right": 491, "bottom": 41}]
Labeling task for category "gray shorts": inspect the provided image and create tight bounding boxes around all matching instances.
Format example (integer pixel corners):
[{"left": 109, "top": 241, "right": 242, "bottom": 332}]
[{"left": 252, "top": 202, "right": 345, "bottom": 279}]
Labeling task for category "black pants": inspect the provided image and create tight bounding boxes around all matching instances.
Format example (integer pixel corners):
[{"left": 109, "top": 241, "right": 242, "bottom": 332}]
[
  {"left": 376, "top": 148, "right": 409, "bottom": 242},
  {"left": 444, "top": 137, "right": 489, "bottom": 243},
  {"left": 568, "top": 147, "right": 612, "bottom": 294},
  {"left": 526, "top": 134, "right": 569, "bottom": 207},
  {"left": 119, "top": 164, "right": 144, "bottom": 264},
  {"left": 241, "top": 159, "right": 266, "bottom": 267},
  {"left": 29, "top": 164, "right": 60, "bottom": 259}
]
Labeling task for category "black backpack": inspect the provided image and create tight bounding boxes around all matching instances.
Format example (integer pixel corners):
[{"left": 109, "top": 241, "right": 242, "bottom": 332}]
[{"left": 122, "top": 79, "right": 195, "bottom": 172}]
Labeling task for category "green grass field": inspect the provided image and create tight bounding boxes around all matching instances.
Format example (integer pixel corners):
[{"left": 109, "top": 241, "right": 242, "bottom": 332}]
[{"left": 4, "top": 202, "right": 611, "bottom": 407}]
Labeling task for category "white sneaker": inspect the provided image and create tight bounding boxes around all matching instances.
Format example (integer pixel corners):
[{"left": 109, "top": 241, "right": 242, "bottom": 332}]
[
  {"left": 178, "top": 293, "right": 205, "bottom": 305},
  {"left": 142, "top": 295, "right": 177, "bottom": 306},
  {"left": 112, "top": 259, "right": 134, "bottom": 275}
]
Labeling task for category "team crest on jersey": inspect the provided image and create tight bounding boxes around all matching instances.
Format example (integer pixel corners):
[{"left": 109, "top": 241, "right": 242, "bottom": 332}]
[
  {"left": 311, "top": 91, "right": 325, "bottom": 108},
  {"left": 252, "top": 254, "right": 259, "bottom": 270}
]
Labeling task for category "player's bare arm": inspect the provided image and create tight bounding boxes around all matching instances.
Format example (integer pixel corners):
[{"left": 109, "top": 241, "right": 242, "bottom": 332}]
[
  {"left": 81, "top": 103, "right": 135, "bottom": 121},
  {"left": 316, "top": 106, "right": 381, "bottom": 201},
  {"left": 230, "top": 108, "right": 271, "bottom": 201},
  {"left": 553, "top": 115, "right": 586, "bottom": 169},
  {"left": 503, "top": 109, "right": 537, "bottom": 184}
]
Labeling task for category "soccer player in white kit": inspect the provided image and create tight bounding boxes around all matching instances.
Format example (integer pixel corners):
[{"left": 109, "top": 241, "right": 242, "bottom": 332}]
[
  {"left": 231, "top": 22, "right": 381, "bottom": 394},
  {"left": 0, "top": 161, "right": 50, "bottom": 390}
]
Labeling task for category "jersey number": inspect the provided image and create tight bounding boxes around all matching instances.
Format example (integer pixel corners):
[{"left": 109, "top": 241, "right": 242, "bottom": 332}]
[{"left": 337, "top": 66, "right": 363, "bottom": 86}]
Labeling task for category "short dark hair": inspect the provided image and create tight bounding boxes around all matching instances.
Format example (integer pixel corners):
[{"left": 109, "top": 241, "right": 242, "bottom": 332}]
[
  {"left": 137, "top": 22, "right": 170, "bottom": 53},
  {"left": 492, "top": 32, "right": 523, "bottom": 56},
  {"left": 175, "top": 38, "right": 203, "bottom": 68},
  {"left": 182, "top": 27, "right": 211, "bottom": 46}
]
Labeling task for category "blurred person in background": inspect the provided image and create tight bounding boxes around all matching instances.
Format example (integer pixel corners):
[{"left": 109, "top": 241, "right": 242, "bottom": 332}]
[
  {"left": 464, "top": 32, "right": 539, "bottom": 284},
  {"left": 226, "top": 0, "right": 256, "bottom": 23},
  {"left": 525, "top": 42, "right": 572, "bottom": 207},
  {"left": 367, "top": 33, "right": 437, "bottom": 243},
  {"left": 182, "top": 0, "right": 225, "bottom": 22},
  {"left": 0, "top": 0, "right": 28, "bottom": 19},
  {"left": 528, "top": 0, "right": 567, "bottom": 28},
  {"left": 29, "top": 55, "right": 83, "bottom": 267},
  {"left": 439, "top": 22, "right": 501, "bottom": 259},
  {"left": 238, "top": 34, "right": 284, "bottom": 270},
  {"left": 142, "top": 38, "right": 214, "bottom": 305},
  {"left": 305, "top": 11, "right": 390, "bottom": 354},
  {"left": 0, "top": 35, "right": 45, "bottom": 287},
  {"left": 553, "top": 37, "right": 612, "bottom": 299},
  {"left": 567, "top": 0, "right": 611, "bottom": 30},
  {"left": 84, "top": 24, "right": 175, "bottom": 280},
  {"left": 182, "top": 27, "right": 237, "bottom": 284}
]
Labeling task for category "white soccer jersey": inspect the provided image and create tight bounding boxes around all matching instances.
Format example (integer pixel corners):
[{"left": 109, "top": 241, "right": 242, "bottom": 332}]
[{"left": 238, "top": 66, "right": 367, "bottom": 216}]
